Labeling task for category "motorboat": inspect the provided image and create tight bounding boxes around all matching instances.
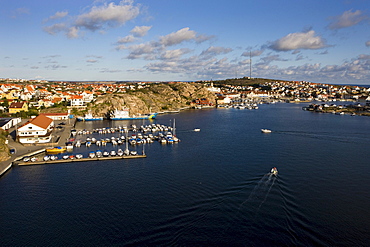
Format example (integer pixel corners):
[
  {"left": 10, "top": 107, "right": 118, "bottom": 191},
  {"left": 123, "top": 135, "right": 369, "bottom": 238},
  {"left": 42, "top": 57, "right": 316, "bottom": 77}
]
[
  {"left": 46, "top": 146, "right": 67, "bottom": 153},
  {"left": 271, "top": 167, "right": 278, "bottom": 175},
  {"left": 75, "top": 154, "right": 83, "bottom": 159},
  {"left": 261, "top": 129, "right": 272, "bottom": 133},
  {"left": 96, "top": 150, "right": 103, "bottom": 158},
  {"left": 194, "top": 128, "right": 201, "bottom": 132},
  {"left": 89, "top": 151, "right": 96, "bottom": 158},
  {"left": 22, "top": 156, "right": 30, "bottom": 162},
  {"left": 50, "top": 155, "right": 58, "bottom": 161},
  {"left": 117, "top": 149, "right": 124, "bottom": 156}
]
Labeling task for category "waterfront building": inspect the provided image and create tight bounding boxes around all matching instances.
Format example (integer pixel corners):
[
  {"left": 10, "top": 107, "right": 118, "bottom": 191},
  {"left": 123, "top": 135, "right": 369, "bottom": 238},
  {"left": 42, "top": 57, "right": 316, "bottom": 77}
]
[
  {"left": 17, "top": 115, "right": 54, "bottom": 144},
  {"left": 39, "top": 112, "right": 70, "bottom": 121},
  {"left": 0, "top": 117, "right": 21, "bottom": 130}
]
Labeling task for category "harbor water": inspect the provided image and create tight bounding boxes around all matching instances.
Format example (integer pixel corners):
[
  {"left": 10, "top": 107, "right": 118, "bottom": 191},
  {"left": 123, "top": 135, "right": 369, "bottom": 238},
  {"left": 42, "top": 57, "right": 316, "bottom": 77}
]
[{"left": 1, "top": 103, "right": 369, "bottom": 246}]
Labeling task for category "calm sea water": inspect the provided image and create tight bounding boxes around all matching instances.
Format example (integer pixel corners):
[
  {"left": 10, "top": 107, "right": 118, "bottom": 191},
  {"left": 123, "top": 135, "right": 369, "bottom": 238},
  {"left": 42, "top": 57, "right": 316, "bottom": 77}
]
[{"left": 1, "top": 103, "right": 369, "bottom": 246}]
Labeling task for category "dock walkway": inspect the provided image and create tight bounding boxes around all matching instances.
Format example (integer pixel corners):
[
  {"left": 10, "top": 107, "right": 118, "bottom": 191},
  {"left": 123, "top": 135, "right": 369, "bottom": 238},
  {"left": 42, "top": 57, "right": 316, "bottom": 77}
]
[{"left": 16, "top": 154, "right": 146, "bottom": 166}]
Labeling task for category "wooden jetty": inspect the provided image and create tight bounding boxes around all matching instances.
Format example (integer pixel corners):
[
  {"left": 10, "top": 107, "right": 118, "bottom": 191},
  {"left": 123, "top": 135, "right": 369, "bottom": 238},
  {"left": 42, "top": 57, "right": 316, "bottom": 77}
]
[{"left": 16, "top": 154, "right": 146, "bottom": 166}]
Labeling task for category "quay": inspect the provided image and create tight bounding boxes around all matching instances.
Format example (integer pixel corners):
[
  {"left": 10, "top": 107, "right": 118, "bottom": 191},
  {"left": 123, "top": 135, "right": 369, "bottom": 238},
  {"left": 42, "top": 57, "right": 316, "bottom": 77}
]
[{"left": 16, "top": 154, "right": 147, "bottom": 166}]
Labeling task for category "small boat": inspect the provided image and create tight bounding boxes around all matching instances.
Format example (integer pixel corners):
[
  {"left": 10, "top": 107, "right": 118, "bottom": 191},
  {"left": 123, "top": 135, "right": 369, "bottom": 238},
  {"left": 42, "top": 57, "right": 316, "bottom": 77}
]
[
  {"left": 103, "top": 150, "right": 109, "bottom": 157},
  {"left": 43, "top": 155, "right": 50, "bottom": 161},
  {"left": 23, "top": 156, "right": 30, "bottom": 162},
  {"left": 63, "top": 155, "right": 69, "bottom": 160},
  {"left": 194, "top": 128, "right": 201, "bottom": 132},
  {"left": 50, "top": 155, "right": 58, "bottom": 161},
  {"left": 271, "top": 167, "right": 278, "bottom": 175},
  {"left": 46, "top": 146, "right": 67, "bottom": 153},
  {"left": 89, "top": 151, "right": 95, "bottom": 158},
  {"left": 130, "top": 150, "right": 137, "bottom": 155},
  {"left": 75, "top": 154, "right": 83, "bottom": 159},
  {"left": 110, "top": 150, "right": 117, "bottom": 156},
  {"left": 261, "top": 129, "right": 272, "bottom": 133},
  {"left": 96, "top": 150, "right": 103, "bottom": 158},
  {"left": 117, "top": 149, "right": 124, "bottom": 156},
  {"left": 30, "top": 157, "right": 38, "bottom": 162}
]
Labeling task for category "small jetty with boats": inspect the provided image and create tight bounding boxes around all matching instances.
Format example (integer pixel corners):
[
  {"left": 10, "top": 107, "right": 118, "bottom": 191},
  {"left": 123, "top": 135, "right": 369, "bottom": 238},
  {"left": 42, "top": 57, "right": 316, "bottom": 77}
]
[{"left": 16, "top": 121, "right": 180, "bottom": 166}]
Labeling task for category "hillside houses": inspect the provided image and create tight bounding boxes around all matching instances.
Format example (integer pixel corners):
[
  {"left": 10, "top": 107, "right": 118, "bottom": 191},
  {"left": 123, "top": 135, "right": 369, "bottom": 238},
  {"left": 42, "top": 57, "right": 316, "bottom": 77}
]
[{"left": 1, "top": 79, "right": 370, "bottom": 116}]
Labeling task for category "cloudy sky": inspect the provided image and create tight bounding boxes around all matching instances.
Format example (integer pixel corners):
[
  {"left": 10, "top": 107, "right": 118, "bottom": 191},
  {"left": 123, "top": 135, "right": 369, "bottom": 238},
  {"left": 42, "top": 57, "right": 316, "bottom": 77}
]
[{"left": 1, "top": 0, "right": 370, "bottom": 84}]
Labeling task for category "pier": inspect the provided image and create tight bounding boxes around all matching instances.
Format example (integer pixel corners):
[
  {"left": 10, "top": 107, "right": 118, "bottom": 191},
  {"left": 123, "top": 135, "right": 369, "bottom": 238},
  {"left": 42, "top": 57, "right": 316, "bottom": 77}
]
[{"left": 16, "top": 154, "right": 147, "bottom": 166}]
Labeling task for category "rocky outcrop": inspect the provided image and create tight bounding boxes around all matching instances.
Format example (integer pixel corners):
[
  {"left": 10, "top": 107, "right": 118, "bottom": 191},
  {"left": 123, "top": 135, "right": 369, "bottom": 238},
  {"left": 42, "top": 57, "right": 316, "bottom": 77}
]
[
  {"left": 89, "top": 82, "right": 217, "bottom": 116},
  {"left": 0, "top": 130, "right": 10, "bottom": 162}
]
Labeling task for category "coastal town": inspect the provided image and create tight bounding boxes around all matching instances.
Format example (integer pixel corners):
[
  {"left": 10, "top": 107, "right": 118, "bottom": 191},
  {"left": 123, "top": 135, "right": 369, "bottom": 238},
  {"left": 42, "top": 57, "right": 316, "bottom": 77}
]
[{"left": 1, "top": 77, "right": 370, "bottom": 176}]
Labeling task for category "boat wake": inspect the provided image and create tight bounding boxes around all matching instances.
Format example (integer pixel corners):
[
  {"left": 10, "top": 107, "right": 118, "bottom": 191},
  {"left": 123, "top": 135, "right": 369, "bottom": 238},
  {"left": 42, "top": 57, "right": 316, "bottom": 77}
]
[
  {"left": 238, "top": 172, "right": 277, "bottom": 213},
  {"left": 274, "top": 130, "right": 368, "bottom": 144}
]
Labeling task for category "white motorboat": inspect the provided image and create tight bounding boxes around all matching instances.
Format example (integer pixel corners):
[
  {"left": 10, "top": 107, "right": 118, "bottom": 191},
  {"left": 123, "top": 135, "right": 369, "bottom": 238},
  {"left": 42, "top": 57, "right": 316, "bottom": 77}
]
[
  {"left": 271, "top": 167, "right": 278, "bottom": 175},
  {"left": 117, "top": 149, "right": 124, "bottom": 156},
  {"left": 261, "top": 129, "right": 272, "bottom": 133},
  {"left": 75, "top": 154, "right": 83, "bottom": 159},
  {"left": 89, "top": 151, "right": 95, "bottom": 158},
  {"left": 96, "top": 150, "right": 103, "bottom": 158}
]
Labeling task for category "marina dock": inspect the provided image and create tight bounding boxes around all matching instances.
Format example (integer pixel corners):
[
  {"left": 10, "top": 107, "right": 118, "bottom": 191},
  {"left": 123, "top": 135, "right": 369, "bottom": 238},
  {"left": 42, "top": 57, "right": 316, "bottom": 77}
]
[{"left": 16, "top": 154, "right": 147, "bottom": 166}]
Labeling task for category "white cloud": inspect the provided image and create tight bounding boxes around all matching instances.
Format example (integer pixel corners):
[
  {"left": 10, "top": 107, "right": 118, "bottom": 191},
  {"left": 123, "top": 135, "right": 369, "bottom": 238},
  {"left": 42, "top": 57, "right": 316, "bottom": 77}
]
[
  {"left": 259, "top": 55, "right": 288, "bottom": 64},
  {"left": 117, "top": 35, "right": 137, "bottom": 44},
  {"left": 195, "top": 34, "right": 215, "bottom": 43},
  {"left": 269, "top": 30, "right": 328, "bottom": 51},
  {"left": 358, "top": 54, "right": 370, "bottom": 60},
  {"left": 75, "top": 1, "right": 140, "bottom": 31},
  {"left": 44, "top": 11, "right": 68, "bottom": 22},
  {"left": 242, "top": 49, "right": 264, "bottom": 57},
  {"left": 43, "top": 23, "right": 67, "bottom": 35},
  {"left": 366, "top": 41, "right": 370, "bottom": 47},
  {"left": 201, "top": 46, "right": 232, "bottom": 57},
  {"left": 130, "top": 26, "right": 152, "bottom": 37},
  {"left": 126, "top": 42, "right": 158, "bottom": 59},
  {"left": 67, "top": 26, "right": 79, "bottom": 39},
  {"left": 160, "top": 48, "right": 191, "bottom": 60},
  {"left": 328, "top": 9, "right": 368, "bottom": 30},
  {"left": 159, "top": 27, "right": 197, "bottom": 46},
  {"left": 43, "top": 1, "right": 140, "bottom": 38}
]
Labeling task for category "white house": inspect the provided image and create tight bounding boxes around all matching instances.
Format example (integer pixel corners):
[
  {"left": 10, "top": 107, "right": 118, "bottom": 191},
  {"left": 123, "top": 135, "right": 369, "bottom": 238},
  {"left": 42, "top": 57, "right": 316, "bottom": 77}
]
[
  {"left": 70, "top": 95, "right": 84, "bottom": 107},
  {"left": 17, "top": 115, "right": 54, "bottom": 144}
]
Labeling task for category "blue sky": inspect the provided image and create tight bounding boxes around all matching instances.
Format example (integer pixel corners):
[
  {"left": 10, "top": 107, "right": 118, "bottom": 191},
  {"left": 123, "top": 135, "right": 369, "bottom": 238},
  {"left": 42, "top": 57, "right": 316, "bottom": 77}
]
[{"left": 1, "top": 0, "right": 370, "bottom": 84}]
